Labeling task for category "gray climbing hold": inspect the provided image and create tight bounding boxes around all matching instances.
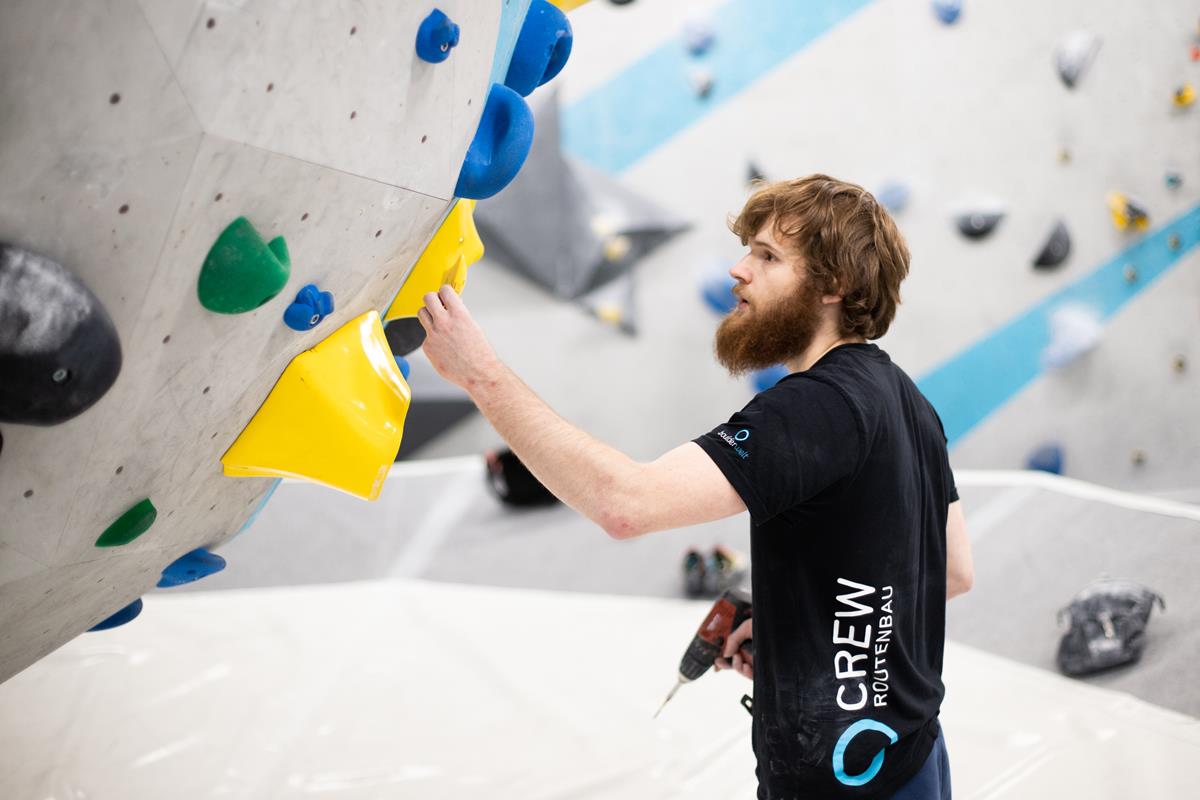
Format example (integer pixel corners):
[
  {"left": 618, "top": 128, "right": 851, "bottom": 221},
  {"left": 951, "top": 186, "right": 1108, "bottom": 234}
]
[
  {"left": 1055, "top": 30, "right": 1101, "bottom": 89},
  {"left": 955, "top": 210, "right": 1004, "bottom": 240}
]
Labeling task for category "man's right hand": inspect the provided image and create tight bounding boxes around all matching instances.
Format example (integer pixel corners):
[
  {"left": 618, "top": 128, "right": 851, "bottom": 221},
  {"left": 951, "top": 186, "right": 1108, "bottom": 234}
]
[{"left": 713, "top": 618, "right": 753, "bottom": 680}]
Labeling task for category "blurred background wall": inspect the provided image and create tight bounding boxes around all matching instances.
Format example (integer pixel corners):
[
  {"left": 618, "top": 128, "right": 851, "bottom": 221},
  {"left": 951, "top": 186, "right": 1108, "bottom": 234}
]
[{"left": 412, "top": 0, "right": 1199, "bottom": 500}]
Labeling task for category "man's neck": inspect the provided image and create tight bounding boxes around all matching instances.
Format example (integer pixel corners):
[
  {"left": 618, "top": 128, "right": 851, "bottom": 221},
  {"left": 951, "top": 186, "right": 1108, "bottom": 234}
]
[{"left": 786, "top": 330, "right": 866, "bottom": 373}]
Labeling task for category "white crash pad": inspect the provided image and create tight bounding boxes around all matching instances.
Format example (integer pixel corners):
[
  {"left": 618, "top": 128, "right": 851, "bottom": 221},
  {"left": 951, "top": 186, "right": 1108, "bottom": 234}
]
[{"left": 0, "top": 579, "right": 1196, "bottom": 798}]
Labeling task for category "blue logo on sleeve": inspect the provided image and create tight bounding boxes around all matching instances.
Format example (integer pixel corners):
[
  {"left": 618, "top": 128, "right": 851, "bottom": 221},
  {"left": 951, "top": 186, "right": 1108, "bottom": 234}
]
[{"left": 717, "top": 428, "right": 751, "bottom": 459}]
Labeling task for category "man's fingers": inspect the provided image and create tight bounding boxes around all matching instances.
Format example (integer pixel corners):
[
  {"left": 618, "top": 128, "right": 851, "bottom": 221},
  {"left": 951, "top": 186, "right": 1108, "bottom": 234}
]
[
  {"left": 416, "top": 307, "right": 432, "bottom": 332},
  {"left": 438, "top": 284, "right": 463, "bottom": 312},
  {"left": 423, "top": 290, "right": 447, "bottom": 316}
]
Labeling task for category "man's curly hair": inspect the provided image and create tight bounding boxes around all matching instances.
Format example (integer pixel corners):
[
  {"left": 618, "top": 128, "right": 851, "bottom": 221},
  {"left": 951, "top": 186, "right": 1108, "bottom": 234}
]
[{"left": 730, "top": 174, "right": 910, "bottom": 341}]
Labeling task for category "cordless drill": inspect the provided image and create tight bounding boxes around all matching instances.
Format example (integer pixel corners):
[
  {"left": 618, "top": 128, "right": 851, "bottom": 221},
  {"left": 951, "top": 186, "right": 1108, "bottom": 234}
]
[{"left": 654, "top": 587, "right": 753, "bottom": 718}]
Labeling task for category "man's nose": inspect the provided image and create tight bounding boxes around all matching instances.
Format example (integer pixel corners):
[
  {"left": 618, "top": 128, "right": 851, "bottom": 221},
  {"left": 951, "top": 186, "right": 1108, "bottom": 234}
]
[{"left": 729, "top": 256, "right": 752, "bottom": 285}]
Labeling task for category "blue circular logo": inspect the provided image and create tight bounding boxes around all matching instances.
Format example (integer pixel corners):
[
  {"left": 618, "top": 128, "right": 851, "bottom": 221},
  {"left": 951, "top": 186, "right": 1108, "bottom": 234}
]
[
  {"left": 734, "top": 429, "right": 750, "bottom": 442},
  {"left": 832, "top": 719, "right": 899, "bottom": 787}
]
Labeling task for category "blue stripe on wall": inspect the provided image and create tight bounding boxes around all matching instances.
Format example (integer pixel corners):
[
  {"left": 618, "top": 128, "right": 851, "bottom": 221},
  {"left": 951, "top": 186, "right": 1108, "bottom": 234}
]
[
  {"left": 561, "top": 0, "right": 875, "bottom": 174},
  {"left": 917, "top": 205, "right": 1200, "bottom": 447}
]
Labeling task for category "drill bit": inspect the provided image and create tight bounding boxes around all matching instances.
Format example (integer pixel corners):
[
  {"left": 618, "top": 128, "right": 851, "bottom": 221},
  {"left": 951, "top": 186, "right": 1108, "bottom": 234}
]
[{"left": 653, "top": 676, "right": 685, "bottom": 718}]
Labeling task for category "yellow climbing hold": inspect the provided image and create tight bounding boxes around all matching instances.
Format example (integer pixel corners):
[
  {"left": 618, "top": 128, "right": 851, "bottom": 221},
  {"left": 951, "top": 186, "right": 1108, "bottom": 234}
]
[
  {"left": 1106, "top": 191, "right": 1150, "bottom": 232},
  {"left": 1173, "top": 83, "right": 1196, "bottom": 108},
  {"left": 550, "top": 0, "right": 592, "bottom": 10},
  {"left": 384, "top": 199, "right": 484, "bottom": 321},
  {"left": 221, "top": 310, "right": 411, "bottom": 501}
]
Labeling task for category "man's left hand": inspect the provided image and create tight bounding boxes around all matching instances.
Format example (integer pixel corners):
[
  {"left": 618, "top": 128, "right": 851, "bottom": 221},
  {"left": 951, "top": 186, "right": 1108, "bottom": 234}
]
[{"left": 417, "top": 285, "right": 499, "bottom": 391}]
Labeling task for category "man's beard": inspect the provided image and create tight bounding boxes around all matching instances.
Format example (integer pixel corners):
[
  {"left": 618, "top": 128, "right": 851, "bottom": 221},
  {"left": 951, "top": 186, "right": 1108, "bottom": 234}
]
[{"left": 714, "top": 280, "right": 824, "bottom": 376}]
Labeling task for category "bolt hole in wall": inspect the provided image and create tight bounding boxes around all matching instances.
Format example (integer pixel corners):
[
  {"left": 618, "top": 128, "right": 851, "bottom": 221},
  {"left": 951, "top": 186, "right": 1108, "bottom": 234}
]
[{"left": 109, "top": 93, "right": 120, "bottom": 104}]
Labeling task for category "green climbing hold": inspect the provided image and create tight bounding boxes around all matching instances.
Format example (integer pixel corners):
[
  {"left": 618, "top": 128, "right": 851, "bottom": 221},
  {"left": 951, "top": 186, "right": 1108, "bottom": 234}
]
[
  {"left": 95, "top": 498, "right": 157, "bottom": 547},
  {"left": 197, "top": 217, "right": 291, "bottom": 314}
]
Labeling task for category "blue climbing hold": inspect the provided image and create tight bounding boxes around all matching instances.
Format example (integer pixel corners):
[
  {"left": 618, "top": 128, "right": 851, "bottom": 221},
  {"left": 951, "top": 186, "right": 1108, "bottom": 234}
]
[
  {"left": 751, "top": 364, "right": 790, "bottom": 392},
  {"left": 932, "top": 0, "right": 962, "bottom": 25},
  {"left": 701, "top": 274, "right": 738, "bottom": 315},
  {"left": 455, "top": 83, "right": 535, "bottom": 200},
  {"left": 877, "top": 182, "right": 911, "bottom": 214},
  {"left": 1026, "top": 443, "right": 1064, "bottom": 475},
  {"left": 504, "top": 0, "right": 573, "bottom": 97},
  {"left": 88, "top": 597, "right": 143, "bottom": 632},
  {"left": 394, "top": 355, "right": 411, "bottom": 380},
  {"left": 283, "top": 283, "right": 335, "bottom": 331},
  {"left": 416, "top": 9, "right": 460, "bottom": 64},
  {"left": 157, "top": 548, "right": 227, "bottom": 588}
]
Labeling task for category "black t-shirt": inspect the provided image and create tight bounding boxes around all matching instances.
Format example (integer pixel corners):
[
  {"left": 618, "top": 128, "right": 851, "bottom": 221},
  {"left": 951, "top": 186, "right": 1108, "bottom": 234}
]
[{"left": 694, "top": 343, "right": 958, "bottom": 800}]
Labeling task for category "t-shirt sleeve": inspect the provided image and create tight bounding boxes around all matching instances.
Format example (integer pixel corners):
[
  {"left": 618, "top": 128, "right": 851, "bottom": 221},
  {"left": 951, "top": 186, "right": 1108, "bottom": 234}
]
[
  {"left": 693, "top": 379, "right": 861, "bottom": 524},
  {"left": 926, "top": 399, "right": 959, "bottom": 504}
]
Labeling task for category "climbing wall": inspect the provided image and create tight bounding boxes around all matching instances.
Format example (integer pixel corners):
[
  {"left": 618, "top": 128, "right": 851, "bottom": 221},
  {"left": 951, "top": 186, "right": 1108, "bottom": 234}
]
[{"left": 0, "top": 0, "right": 579, "bottom": 682}]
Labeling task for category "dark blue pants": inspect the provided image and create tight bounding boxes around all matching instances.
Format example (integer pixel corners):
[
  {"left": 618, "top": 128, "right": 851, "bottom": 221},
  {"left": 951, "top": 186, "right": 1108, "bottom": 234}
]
[{"left": 887, "top": 722, "right": 951, "bottom": 800}]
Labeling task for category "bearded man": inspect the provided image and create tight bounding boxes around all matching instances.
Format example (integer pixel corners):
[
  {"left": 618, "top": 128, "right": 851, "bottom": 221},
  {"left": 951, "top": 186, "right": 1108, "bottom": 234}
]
[{"left": 417, "top": 174, "right": 974, "bottom": 800}]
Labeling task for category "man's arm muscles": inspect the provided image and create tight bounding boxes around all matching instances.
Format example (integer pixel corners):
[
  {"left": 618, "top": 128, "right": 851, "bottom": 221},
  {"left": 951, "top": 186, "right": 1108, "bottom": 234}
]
[{"left": 467, "top": 364, "right": 745, "bottom": 539}]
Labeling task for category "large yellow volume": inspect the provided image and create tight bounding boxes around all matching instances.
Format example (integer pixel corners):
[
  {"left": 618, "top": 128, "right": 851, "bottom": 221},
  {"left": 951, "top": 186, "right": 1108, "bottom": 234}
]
[
  {"left": 222, "top": 310, "right": 411, "bottom": 500},
  {"left": 384, "top": 199, "right": 484, "bottom": 321}
]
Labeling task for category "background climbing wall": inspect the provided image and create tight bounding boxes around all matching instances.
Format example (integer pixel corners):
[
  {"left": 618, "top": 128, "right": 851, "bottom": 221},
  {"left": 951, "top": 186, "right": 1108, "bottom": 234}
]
[
  {"left": 0, "top": 0, "right": 536, "bottom": 682},
  {"left": 412, "top": 0, "right": 1200, "bottom": 501}
]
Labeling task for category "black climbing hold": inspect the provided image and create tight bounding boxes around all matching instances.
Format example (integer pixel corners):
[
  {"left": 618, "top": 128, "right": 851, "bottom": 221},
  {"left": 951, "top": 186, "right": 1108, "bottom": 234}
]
[
  {"left": 416, "top": 9, "right": 460, "bottom": 64},
  {"left": 1033, "top": 220, "right": 1071, "bottom": 269},
  {"left": 0, "top": 243, "right": 123, "bottom": 425},
  {"left": 88, "top": 597, "right": 144, "bottom": 632},
  {"left": 384, "top": 317, "right": 427, "bottom": 357},
  {"left": 746, "top": 161, "right": 767, "bottom": 185},
  {"left": 955, "top": 211, "right": 1004, "bottom": 240},
  {"left": 485, "top": 447, "right": 559, "bottom": 506}
]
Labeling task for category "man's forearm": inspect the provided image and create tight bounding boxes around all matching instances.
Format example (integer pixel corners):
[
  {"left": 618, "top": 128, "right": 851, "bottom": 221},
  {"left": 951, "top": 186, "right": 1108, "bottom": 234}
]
[{"left": 466, "top": 361, "right": 640, "bottom": 536}]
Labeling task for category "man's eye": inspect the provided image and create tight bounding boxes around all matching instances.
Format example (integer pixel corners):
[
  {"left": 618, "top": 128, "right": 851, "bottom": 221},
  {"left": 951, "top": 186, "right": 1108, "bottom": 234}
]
[{"left": 763, "top": 252, "right": 774, "bottom": 262}]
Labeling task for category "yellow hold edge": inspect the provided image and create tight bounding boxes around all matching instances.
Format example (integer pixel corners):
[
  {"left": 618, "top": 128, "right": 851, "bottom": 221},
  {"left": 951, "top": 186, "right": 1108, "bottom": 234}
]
[
  {"left": 1105, "top": 191, "right": 1149, "bottom": 232},
  {"left": 221, "top": 310, "right": 411, "bottom": 501},
  {"left": 550, "top": 0, "right": 592, "bottom": 10},
  {"left": 384, "top": 199, "right": 484, "bottom": 322}
]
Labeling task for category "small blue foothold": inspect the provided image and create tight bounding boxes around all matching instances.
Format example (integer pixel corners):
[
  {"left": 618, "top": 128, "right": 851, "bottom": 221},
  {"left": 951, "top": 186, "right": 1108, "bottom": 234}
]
[
  {"left": 157, "top": 548, "right": 227, "bottom": 588},
  {"left": 932, "top": 0, "right": 962, "bottom": 25},
  {"left": 416, "top": 9, "right": 460, "bottom": 64},
  {"left": 877, "top": 182, "right": 911, "bottom": 214},
  {"left": 1165, "top": 171, "right": 1183, "bottom": 190},
  {"left": 1026, "top": 443, "right": 1064, "bottom": 475},
  {"left": 395, "top": 355, "right": 411, "bottom": 380},
  {"left": 751, "top": 364, "right": 790, "bottom": 393},
  {"left": 283, "top": 283, "right": 335, "bottom": 331},
  {"left": 700, "top": 274, "right": 738, "bottom": 315},
  {"left": 505, "top": 0, "right": 573, "bottom": 97},
  {"left": 88, "top": 597, "right": 144, "bottom": 632}
]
